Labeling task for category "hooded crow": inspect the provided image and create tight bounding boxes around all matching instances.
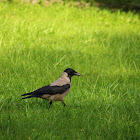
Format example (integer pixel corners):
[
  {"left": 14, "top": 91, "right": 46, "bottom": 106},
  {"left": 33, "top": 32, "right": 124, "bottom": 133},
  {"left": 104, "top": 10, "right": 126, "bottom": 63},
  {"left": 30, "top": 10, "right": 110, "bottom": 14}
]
[{"left": 21, "top": 68, "right": 81, "bottom": 107}]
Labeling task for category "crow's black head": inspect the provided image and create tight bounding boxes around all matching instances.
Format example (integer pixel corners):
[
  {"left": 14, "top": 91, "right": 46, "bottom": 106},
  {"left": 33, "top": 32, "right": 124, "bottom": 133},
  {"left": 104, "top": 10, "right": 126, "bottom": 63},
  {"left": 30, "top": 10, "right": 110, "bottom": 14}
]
[{"left": 64, "top": 68, "right": 81, "bottom": 78}]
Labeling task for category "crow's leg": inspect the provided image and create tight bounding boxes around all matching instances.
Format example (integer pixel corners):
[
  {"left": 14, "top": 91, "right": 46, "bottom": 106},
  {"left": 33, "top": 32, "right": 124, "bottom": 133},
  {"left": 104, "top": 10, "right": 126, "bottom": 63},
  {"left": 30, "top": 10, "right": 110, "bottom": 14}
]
[
  {"left": 49, "top": 101, "right": 52, "bottom": 109},
  {"left": 61, "top": 100, "right": 66, "bottom": 106}
]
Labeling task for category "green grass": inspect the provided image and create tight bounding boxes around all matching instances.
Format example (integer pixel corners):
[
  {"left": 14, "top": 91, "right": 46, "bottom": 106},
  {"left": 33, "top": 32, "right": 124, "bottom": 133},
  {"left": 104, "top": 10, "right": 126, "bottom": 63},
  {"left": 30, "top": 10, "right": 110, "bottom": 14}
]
[{"left": 0, "top": 3, "right": 140, "bottom": 140}]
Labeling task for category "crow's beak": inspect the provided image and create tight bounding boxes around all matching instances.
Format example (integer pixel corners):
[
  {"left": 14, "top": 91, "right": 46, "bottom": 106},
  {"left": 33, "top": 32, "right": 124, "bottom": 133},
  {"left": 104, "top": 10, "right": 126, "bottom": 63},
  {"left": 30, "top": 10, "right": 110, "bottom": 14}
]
[{"left": 75, "top": 72, "right": 82, "bottom": 76}]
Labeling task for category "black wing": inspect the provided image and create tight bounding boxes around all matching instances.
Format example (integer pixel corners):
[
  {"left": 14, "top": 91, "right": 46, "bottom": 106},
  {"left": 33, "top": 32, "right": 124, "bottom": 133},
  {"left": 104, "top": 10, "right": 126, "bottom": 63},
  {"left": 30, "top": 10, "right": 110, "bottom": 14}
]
[{"left": 28, "top": 84, "right": 70, "bottom": 96}]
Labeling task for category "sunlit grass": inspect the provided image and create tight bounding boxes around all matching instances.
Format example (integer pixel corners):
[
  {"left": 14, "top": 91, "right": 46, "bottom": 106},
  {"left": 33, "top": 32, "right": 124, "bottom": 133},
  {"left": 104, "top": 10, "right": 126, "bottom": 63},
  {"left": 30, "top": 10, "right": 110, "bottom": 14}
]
[{"left": 0, "top": 3, "right": 140, "bottom": 140}]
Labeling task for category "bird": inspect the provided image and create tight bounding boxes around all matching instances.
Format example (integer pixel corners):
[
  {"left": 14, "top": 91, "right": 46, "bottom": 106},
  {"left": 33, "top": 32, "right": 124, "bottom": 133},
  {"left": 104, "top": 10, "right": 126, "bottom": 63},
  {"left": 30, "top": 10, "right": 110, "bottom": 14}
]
[{"left": 21, "top": 68, "right": 81, "bottom": 107}]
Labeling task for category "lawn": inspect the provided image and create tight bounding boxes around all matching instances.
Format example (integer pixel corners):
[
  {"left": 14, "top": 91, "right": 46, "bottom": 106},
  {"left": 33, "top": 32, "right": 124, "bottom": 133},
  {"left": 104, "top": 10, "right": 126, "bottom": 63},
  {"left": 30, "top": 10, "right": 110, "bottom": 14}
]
[{"left": 0, "top": 3, "right": 140, "bottom": 140}]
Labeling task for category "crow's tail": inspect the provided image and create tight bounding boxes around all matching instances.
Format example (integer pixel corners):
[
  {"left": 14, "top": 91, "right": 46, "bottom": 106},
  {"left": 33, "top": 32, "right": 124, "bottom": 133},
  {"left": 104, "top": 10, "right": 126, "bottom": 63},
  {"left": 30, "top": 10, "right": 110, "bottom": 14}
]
[
  {"left": 21, "top": 92, "right": 33, "bottom": 96},
  {"left": 22, "top": 95, "right": 40, "bottom": 99}
]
